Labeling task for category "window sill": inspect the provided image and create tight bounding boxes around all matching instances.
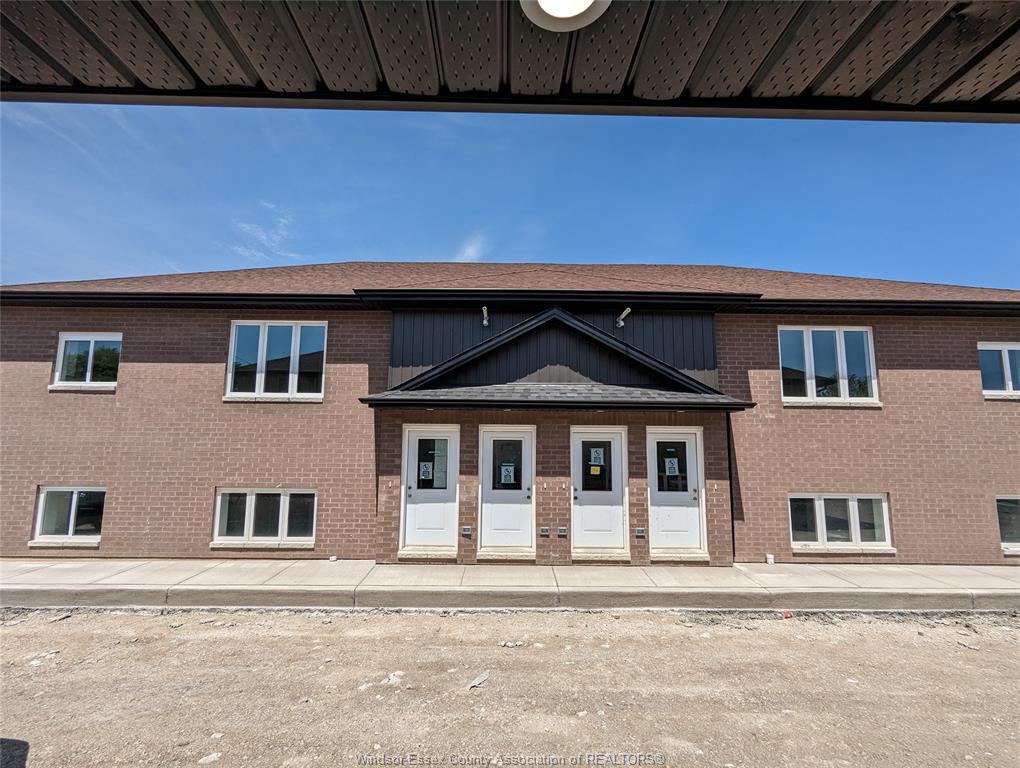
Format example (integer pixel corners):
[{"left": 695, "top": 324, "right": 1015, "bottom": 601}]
[
  {"left": 782, "top": 399, "right": 882, "bottom": 409},
  {"left": 1002, "top": 545, "right": 1020, "bottom": 556},
  {"left": 222, "top": 394, "right": 323, "bottom": 403},
  {"left": 28, "top": 538, "right": 100, "bottom": 549},
  {"left": 792, "top": 545, "right": 896, "bottom": 554},
  {"left": 209, "top": 540, "right": 314, "bottom": 550},
  {"left": 983, "top": 392, "right": 1020, "bottom": 400},
  {"left": 48, "top": 383, "right": 116, "bottom": 393}
]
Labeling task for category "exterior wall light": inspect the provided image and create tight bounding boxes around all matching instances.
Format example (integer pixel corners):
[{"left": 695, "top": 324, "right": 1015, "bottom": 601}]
[
  {"left": 482, "top": 305, "right": 489, "bottom": 326},
  {"left": 615, "top": 307, "right": 631, "bottom": 328},
  {"left": 520, "top": 0, "right": 611, "bottom": 32}
]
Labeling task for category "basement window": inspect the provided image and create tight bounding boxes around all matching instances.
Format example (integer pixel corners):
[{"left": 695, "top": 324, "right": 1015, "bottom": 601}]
[
  {"left": 225, "top": 321, "right": 327, "bottom": 401},
  {"left": 978, "top": 343, "right": 1020, "bottom": 397},
  {"left": 778, "top": 327, "right": 879, "bottom": 404},
  {"left": 50, "top": 332, "right": 122, "bottom": 390},
  {"left": 999, "top": 498, "right": 1020, "bottom": 553},
  {"left": 212, "top": 489, "right": 316, "bottom": 547},
  {"left": 789, "top": 494, "right": 892, "bottom": 551},
  {"left": 33, "top": 488, "right": 106, "bottom": 543}
]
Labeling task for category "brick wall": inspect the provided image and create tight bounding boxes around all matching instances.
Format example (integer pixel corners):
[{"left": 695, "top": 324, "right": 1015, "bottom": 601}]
[
  {"left": 374, "top": 409, "right": 732, "bottom": 566},
  {"left": 5, "top": 305, "right": 1016, "bottom": 567},
  {"left": 0, "top": 307, "right": 391, "bottom": 559},
  {"left": 717, "top": 314, "right": 1020, "bottom": 565}
]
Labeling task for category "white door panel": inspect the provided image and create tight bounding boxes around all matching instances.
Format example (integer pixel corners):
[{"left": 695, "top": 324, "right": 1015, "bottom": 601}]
[
  {"left": 402, "top": 427, "right": 459, "bottom": 552},
  {"left": 571, "top": 429, "right": 627, "bottom": 552},
  {"left": 479, "top": 428, "right": 535, "bottom": 551},
  {"left": 647, "top": 430, "right": 703, "bottom": 551}
]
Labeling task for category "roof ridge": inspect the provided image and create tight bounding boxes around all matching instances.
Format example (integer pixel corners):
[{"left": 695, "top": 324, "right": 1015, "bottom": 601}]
[
  {"left": 384, "top": 264, "right": 552, "bottom": 289},
  {"left": 536, "top": 264, "right": 723, "bottom": 294}
]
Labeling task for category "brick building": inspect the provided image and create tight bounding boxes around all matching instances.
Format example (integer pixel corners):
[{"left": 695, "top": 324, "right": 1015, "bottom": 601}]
[{"left": 1, "top": 262, "right": 1017, "bottom": 565}]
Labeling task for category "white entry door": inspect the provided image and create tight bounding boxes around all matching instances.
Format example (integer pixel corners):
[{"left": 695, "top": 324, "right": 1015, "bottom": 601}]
[
  {"left": 646, "top": 429, "right": 704, "bottom": 552},
  {"left": 571, "top": 428, "right": 627, "bottom": 555},
  {"left": 402, "top": 426, "right": 459, "bottom": 554},
  {"left": 479, "top": 426, "right": 535, "bottom": 553}
]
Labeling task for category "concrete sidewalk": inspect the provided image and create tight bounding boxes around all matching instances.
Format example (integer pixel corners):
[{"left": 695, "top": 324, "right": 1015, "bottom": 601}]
[{"left": 2, "top": 558, "right": 1019, "bottom": 610}]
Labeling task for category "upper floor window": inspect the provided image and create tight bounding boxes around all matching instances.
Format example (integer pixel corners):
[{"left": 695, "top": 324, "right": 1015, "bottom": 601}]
[
  {"left": 778, "top": 326, "right": 878, "bottom": 403},
  {"left": 34, "top": 487, "right": 106, "bottom": 542},
  {"left": 52, "top": 332, "right": 122, "bottom": 389},
  {"left": 226, "top": 321, "right": 327, "bottom": 400},
  {"left": 978, "top": 343, "right": 1020, "bottom": 396}
]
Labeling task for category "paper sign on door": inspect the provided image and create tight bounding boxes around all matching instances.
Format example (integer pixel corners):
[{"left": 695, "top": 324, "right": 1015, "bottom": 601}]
[
  {"left": 500, "top": 464, "right": 516, "bottom": 484},
  {"left": 419, "top": 462, "right": 433, "bottom": 480},
  {"left": 664, "top": 457, "right": 680, "bottom": 476},
  {"left": 590, "top": 447, "right": 604, "bottom": 466}
]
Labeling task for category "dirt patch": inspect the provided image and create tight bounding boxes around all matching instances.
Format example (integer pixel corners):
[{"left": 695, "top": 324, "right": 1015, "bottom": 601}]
[{"left": 1, "top": 610, "right": 1018, "bottom": 767}]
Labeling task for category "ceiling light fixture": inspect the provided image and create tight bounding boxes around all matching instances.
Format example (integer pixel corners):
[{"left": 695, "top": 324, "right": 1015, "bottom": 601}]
[{"left": 520, "top": 0, "right": 611, "bottom": 32}]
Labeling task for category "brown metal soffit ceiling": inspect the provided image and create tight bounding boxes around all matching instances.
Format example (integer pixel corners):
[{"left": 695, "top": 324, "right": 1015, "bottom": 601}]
[{"left": 1, "top": 1, "right": 1019, "bottom": 122}]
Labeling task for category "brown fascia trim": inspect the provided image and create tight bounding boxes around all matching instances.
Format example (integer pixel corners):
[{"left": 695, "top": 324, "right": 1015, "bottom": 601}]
[
  {"left": 744, "top": 299, "right": 1020, "bottom": 317},
  {"left": 359, "top": 397, "right": 756, "bottom": 411},
  {"left": 1, "top": 290, "right": 1017, "bottom": 316},
  {"left": 2, "top": 85, "right": 1019, "bottom": 125},
  {"left": 0, "top": 292, "right": 365, "bottom": 309},
  {"left": 352, "top": 289, "right": 763, "bottom": 311}
]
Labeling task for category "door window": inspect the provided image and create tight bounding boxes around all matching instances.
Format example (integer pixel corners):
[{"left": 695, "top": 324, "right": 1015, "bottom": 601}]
[
  {"left": 416, "top": 438, "right": 449, "bottom": 489},
  {"left": 655, "top": 441, "right": 688, "bottom": 492},
  {"left": 581, "top": 440, "right": 612, "bottom": 492},
  {"left": 491, "top": 439, "right": 523, "bottom": 491}
]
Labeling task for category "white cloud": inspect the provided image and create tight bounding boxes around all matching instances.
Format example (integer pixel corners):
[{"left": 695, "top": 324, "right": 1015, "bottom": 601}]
[
  {"left": 231, "top": 205, "right": 305, "bottom": 261},
  {"left": 453, "top": 233, "right": 487, "bottom": 262},
  {"left": 1, "top": 104, "right": 111, "bottom": 178},
  {"left": 229, "top": 244, "right": 270, "bottom": 262}
]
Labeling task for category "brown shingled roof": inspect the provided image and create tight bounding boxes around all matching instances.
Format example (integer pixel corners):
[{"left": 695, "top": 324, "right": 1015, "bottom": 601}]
[{"left": 2, "top": 262, "right": 1017, "bottom": 303}]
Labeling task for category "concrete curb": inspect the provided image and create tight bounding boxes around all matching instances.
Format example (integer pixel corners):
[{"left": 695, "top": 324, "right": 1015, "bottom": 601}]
[
  {"left": 353, "top": 586, "right": 558, "bottom": 608},
  {"left": 556, "top": 587, "right": 770, "bottom": 609},
  {"left": 765, "top": 588, "right": 976, "bottom": 610},
  {"left": 1, "top": 585, "right": 169, "bottom": 608},
  {"left": 970, "top": 590, "right": 1020, "bottom": 610},
  {"left": 166, "top": 585, "right": 356, "bottom": 608},
  {"left": 5, "top": 584, "right": 1018, "bottom": 610}
]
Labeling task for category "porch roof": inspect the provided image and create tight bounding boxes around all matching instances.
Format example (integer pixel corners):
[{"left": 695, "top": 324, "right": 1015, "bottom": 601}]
[
  {"left": 2, "top": 2, "right": 1018, "bottom": 123},
  {"left": 360, "top": 383, "right": 753, "bottom": 411}
]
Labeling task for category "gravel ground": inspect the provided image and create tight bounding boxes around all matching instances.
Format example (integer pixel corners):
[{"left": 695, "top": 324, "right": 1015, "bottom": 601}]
[{"left": 1, "top": 609, "right": 1018, "bottom": 768}]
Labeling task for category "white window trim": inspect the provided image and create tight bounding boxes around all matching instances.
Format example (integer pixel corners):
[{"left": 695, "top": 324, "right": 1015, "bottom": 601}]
[
  {"left": 224, "top": 321, "right": 327, "bottom": 401},
  {"left": 788, "top": 493, "right": 894, "bottom": 553},
  {"left": 778, "top": 326, "right": 880, "bottom": 405},
  {"left": 978, "top": 343, "right": 1020, "bottom": 398},
  {"left": 50, "top": 332, "right": 122, "bottom": 390},
  {"left": 31, "top": 486, "right": 106, "bottom": 543},
  {"left": 212, "top": 488, "right": 317, "bottom": 546},
  {"left": 998, "top": 496, "right": 1020, "bottom": 554}
]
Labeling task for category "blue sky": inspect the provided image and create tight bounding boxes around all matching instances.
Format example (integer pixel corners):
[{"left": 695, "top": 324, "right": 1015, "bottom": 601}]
[{"left": 1, "top": 102, "right": 1018, "bottom": 289}]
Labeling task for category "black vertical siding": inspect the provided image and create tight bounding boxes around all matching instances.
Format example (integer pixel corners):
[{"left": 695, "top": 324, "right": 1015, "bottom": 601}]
[{"left": 388, "top": 309, "right": 718, "bottom": 388}]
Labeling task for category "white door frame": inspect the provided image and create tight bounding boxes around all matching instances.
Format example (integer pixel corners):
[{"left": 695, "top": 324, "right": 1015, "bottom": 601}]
[
  {"left": 477, "top": 424, "right": 537, "bottom": 558},
  {"left": 646, "top": 426, "right": 708, "bottom": 555},
  {"left": 399, "top": 424, "right": 460, "bottom": 557},
  {"left": 570, "top": 425, "right": 629, "bottom": 559}
]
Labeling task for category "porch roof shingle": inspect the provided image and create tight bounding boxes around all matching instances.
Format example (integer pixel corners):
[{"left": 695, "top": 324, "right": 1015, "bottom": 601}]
[{"left": 361, "top": 383, "right": 752, "bottom": 411}]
